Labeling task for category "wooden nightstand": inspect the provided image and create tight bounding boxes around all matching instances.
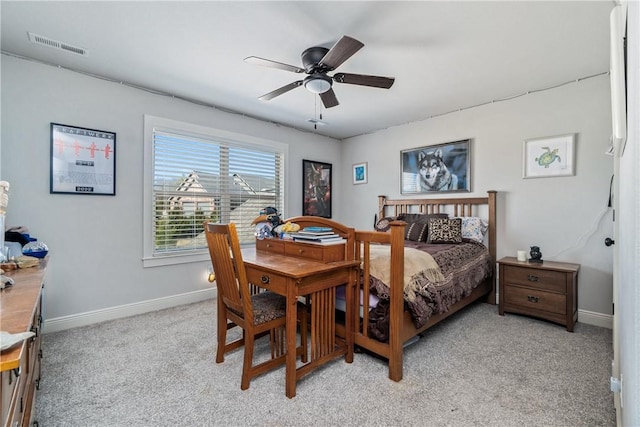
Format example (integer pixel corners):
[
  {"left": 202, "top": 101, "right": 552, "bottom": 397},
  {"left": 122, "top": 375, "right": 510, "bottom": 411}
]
[{"left": 498, "top": 256, "right": 579, "bottom": 331}]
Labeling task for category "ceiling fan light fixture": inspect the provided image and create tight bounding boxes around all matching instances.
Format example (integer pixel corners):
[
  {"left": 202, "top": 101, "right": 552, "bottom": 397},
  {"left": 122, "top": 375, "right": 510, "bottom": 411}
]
[{"left": 304, "top": 75, "right": 332, "bottom": 94}]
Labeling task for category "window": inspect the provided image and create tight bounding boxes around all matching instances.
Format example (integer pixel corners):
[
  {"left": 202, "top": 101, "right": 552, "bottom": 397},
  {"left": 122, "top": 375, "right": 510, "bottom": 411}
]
[{"left": 143, "top": 116, "right": 286, "bottom": 267}]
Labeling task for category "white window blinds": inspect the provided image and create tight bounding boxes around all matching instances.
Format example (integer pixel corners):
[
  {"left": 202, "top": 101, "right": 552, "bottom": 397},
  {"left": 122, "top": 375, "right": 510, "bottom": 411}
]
[{"left": 151, "top": 128, "right": 284, "bottom": 256}]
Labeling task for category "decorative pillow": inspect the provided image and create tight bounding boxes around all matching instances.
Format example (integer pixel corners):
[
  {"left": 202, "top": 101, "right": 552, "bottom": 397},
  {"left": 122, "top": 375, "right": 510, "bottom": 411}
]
[
  {"left": 427, "top": 217, "right": 462, "bottom": 244},
  {"left": 397, "top": 213, "right": 447, "bottom": 224},
  {"left": 397, "top": 213, "right": 448, "bottom": 242},
  {"left": 405, "top": 222, "right": 429, "bottom": 242},
  {"left": 374, "top": 216, "right": 397, "bottom": 232},
  {"left": 457, "top": 217, "right": 488, "bottom": 243}
]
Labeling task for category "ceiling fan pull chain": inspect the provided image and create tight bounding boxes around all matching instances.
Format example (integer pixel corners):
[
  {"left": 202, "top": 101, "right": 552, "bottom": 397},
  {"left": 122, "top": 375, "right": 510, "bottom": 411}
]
[{"left": 314, "top": 97, "right": 318, "bottom": 129}]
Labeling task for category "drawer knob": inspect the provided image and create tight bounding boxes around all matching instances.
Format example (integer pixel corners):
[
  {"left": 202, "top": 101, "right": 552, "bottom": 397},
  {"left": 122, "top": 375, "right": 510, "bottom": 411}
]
[
  {"left": 260, "top": 275, "right": 270, "bottom": 285},
  {"left": 298, "top": 249, "right": 304, "bottom": 254},
  {"left": 527, "top": 295, "right": 540, "bottom": 303},
  {"left": 527, "top": 274, "right": 539, "bottom": 282}
]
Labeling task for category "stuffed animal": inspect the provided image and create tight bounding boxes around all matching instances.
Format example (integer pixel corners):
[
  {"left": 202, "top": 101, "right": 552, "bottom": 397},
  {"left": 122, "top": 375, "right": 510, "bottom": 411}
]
[{"left": 251, "top": 207, "right": 284, "bottom": 237}]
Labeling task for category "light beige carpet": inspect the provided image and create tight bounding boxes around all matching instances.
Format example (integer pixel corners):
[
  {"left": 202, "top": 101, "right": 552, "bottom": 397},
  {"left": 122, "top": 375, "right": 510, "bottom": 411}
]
[{"left": 36, "top": 300, "right": 614, "bottom": 426}]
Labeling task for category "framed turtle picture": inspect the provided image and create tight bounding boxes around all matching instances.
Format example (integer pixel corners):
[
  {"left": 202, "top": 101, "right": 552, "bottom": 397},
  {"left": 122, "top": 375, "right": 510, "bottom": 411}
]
[{"left": 523, "top": 133, "right": 575, "bottom": 179}]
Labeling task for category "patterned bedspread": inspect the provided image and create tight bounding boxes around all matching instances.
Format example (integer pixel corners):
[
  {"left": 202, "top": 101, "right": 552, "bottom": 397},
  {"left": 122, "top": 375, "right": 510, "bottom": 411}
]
[{"left": 368, "top": 240, "right": 493, "bottom": 341}]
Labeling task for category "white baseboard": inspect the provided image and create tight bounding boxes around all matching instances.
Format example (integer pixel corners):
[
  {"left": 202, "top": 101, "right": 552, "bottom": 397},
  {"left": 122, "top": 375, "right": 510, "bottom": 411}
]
[
  {"left": 43, "top": 288, "right": 612, "bottom": 334},
  {"left": 578, "top": 308, "right": 613, "bottom": 329},
  {"left": 43, "top": 288, "right": 216, "bottom": 334}
]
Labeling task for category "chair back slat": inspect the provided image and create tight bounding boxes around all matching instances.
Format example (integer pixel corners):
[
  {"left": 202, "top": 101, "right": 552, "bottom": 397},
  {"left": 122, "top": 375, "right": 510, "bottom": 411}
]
[{"left": 204, "top": 222, "right": 254, "bottom": 323}]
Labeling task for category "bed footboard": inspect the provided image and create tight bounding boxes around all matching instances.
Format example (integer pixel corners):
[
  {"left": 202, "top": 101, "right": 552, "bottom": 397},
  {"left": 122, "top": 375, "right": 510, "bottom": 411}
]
[{"left": 354, "top": 190, "right": 497, "bottom": 382}]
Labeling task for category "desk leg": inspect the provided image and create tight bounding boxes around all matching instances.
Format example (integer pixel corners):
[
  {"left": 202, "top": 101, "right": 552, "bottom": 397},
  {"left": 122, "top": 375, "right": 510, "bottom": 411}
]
[
  {"left": 345, "top": 267, "right": 355, "bottom": 363},
  {"left": 285, "top": 284, "right": 297, "bottom": 398}
]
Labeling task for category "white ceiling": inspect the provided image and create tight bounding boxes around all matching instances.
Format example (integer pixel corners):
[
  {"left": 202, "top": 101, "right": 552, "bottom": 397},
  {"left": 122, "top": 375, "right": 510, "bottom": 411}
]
[{"left": 1, "top": 1, "right": 613, "bottom": 140}]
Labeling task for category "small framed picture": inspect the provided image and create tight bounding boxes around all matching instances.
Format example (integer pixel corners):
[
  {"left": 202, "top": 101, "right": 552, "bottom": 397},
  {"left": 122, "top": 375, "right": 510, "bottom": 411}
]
[
  {"left": 523, "top": 133, "right": 575, "bottom": 179},
  {"left": 50, "top": 123, "right": 116, "bottom": 195},
  {"left": 352, "top": 162, "right": 368, "bottom": 185}
]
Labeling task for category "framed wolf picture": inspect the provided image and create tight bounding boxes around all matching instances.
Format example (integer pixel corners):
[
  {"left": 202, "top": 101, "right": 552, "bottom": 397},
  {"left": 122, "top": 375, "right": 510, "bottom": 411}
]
[{"left": 401, "top": 139, "right": 471, "bottom": 194}]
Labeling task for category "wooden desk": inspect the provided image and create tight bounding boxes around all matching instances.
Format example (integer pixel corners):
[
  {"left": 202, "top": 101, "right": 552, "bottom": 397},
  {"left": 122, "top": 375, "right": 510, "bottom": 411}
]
[{"left": 241, "top": 247, "right": 358, "bottom": 398}]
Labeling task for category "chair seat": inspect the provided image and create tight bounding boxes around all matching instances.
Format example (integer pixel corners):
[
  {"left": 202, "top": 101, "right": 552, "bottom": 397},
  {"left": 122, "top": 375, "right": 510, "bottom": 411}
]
[
  {"left": 250, "top": 291, "right": 287, "bottom": 325},
  {"left": 227, "top": 291, "right": 287, "bottom": 325}
]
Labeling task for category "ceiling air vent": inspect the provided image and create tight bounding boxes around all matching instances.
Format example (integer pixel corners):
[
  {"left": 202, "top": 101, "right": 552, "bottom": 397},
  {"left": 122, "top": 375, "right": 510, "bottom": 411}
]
[{"left": 27, "top": 32, "right": 88, "bottom": 56}]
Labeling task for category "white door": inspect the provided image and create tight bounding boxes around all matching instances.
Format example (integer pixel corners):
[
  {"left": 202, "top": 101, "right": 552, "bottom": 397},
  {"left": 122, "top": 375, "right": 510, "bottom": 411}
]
[
  {"left": 609, "top": 2, "right": 626, "bottom": 424},
  {"left": 611, "top": 133, "right": 621, "bottom": 425},
  {"left": 611, "top": 2, "right": 640, "bottom": 426}
]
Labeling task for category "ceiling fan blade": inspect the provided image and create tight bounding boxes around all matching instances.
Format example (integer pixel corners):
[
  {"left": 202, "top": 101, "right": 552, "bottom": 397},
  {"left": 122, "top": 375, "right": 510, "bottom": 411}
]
[
  {"left": 319, "top": 36, "right": 364, "bottom": 70},
  {"left": 244, "top": 56, "right": 305, "bottom": 74},
  {"left": 319, "top": 89, "right": 339, "bottom": 109},
  {"left": 333, "top": 73, "right": 395, "bottom": 89},
  {"left": 258, "top": 81, "right": 303, "bottom": 101}
]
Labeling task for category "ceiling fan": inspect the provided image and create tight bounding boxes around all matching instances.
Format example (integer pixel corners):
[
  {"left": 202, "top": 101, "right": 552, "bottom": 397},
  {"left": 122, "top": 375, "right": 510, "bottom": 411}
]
[{"left": 245, "top": 35, "right": 395, "bottom": 109}]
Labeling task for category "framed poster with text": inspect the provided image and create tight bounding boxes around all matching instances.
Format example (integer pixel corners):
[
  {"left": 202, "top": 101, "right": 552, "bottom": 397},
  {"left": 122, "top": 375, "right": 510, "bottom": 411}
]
[{"left": 50, "top": 123, "right": 116, "bottom": 195}]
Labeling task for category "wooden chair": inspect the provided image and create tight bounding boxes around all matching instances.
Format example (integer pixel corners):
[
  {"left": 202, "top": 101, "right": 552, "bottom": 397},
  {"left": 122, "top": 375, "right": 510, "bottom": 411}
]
[{"left": 204, "top": 222, "right": 307, "bottom": 390}]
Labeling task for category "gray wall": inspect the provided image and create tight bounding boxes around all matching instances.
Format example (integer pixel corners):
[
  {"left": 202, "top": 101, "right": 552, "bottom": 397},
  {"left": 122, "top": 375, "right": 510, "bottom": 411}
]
[
  {"left": 1, "top": 53, "right": 614, "bottom": 322},
  {"left": 0, "top": 55, "right": 342, "bottom": 320},
  {"left": 339, "top": 74, "right": 614, "bottom": 316}
]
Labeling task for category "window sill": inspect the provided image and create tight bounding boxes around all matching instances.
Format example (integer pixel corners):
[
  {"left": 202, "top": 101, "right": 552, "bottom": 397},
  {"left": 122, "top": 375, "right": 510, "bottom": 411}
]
[{"left": 142, "top": 252, "right": 210, "bottom": 268}]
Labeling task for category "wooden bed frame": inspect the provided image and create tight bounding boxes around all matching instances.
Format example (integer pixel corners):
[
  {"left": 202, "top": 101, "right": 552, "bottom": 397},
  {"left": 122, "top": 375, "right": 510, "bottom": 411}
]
[{"left": 351, "top": 190, "right": 498, "bottom": 381}]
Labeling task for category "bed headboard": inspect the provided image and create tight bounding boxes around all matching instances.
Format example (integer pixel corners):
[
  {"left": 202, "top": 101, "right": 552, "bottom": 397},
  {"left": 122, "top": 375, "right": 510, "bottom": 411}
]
[{"left": 377, "top": 190, "right": 497, "bottom": 265}]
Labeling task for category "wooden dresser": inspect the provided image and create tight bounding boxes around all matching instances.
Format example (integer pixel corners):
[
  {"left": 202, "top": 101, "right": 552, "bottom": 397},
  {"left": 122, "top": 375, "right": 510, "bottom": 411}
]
[
  {"left": 498, "top": 256, "right": 579, "bottom": 331},
  {"left": 1, "top": 259, "right": 47, "bottom": 427}
]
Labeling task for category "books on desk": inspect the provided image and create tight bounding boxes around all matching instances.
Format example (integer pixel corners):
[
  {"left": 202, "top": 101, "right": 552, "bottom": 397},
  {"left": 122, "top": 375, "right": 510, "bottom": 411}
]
[
  {"left": 293, "top": 228, "right": 345, "bottom": 245},
  {"left": 298, "top": 227, "right": 335, "bottom": 235},
  {"left": 293, "top": 237, "right": 346, "bottom": 245}
]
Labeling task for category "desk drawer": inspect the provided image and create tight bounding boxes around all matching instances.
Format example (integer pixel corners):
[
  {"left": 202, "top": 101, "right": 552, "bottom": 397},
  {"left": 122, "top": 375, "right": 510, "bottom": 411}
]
[
  {"left": 285, "top": 242, "right": 344, "bottom": 263},
  {"left": 256, "top": 239, "right": 285, "bottom": 254},
  {"left": 2, "top": 343, "right": 28, "bottom": 427},
  {"left": 256, "top": 238, "right": 345, "bottom": 263},
  {"left": 502, "top": 265, "right": 566, "bottom": 293},
  {"left": 504, "top": 284, "right": 566, "bottom": 315},
  {"left": 1, "top": 369, "right": 17, "bottom": 427},
  {"left": 245, "top": 268, "right": 287, "bottom": 292},
  {"left": 285, "top": 243, "right": 325, "bottom": 261}
]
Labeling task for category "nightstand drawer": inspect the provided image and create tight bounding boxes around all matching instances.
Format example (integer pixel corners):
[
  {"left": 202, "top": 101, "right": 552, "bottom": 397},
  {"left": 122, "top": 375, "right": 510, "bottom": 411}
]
[
  {"left": 503, "top": 265, "right": 566, "bottom": 292},
  {"left": 504, "top": 284, "right": 566, "bottom": 315}
]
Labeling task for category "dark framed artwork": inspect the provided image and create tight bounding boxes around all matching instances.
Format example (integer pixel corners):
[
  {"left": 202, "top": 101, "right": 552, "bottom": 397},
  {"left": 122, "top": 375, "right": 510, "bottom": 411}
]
[
  {"left": 302, "top": 159, "right": 332, "bottom": 218},
  {"left": 400, "top": 139, "right": 471, "bottom": 194},
  {"left": 50, "top": 123, "right": 116, "bottom": 195}
]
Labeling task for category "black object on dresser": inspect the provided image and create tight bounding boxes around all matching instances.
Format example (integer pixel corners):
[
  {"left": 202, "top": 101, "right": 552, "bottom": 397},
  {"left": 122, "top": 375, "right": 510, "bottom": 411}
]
[{"left": 498, "top": 256, "right": 579, "bottom": 332}]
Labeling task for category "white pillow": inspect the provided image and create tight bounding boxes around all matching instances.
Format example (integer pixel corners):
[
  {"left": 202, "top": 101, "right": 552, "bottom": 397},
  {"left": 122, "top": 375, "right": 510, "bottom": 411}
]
[{"left": 456, "top": 217, "right": 488, "bottom": 243}]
